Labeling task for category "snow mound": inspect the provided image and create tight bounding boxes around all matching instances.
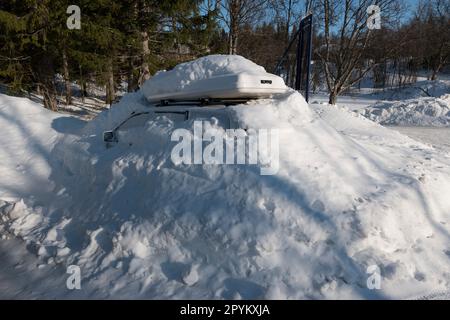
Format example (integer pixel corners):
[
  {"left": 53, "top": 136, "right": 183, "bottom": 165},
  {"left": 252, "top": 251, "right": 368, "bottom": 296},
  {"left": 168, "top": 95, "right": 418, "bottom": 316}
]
[
  {"left": 418, "top": 81, "right": 450, "bottom": 98},
  {"left": 362, "top": 95, "right": 450, "bottom": 126},
  {"left": 141, "top": 55, "right": 287, "bottom": 101},
  {"left": 1, "top": 57, "right": 450, "bottom": 299},
  {"left": 0, "top": 94, "right": 85, "bottom": 200},
  {"left": 380, "top": 80, "right": 450, "bottom": 101}
]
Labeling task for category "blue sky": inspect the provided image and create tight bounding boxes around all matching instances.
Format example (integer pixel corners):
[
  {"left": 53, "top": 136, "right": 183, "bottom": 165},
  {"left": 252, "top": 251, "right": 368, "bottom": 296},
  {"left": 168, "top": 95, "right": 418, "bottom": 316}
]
[
  {"left": 404, "top": 0, "right": 421, "bottom": 18},
  {"left": 213, "top": 0, "right": 424, "bottom": 31}
]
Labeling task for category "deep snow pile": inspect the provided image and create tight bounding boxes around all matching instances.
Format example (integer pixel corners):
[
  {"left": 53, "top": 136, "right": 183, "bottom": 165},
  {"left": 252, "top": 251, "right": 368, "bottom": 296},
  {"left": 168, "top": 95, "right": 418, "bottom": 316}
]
[
  {"left": 0, "top": 94, "right": 85, "bottom": 201},
  {"left": 362, "top": 95, "right": 450, "bottom": 126},
  {"left": 372, "top": 80, "right": 450, "bottom": 101},
  {"left": 1, "top": 57, "right": 450, "bottom": 299}
]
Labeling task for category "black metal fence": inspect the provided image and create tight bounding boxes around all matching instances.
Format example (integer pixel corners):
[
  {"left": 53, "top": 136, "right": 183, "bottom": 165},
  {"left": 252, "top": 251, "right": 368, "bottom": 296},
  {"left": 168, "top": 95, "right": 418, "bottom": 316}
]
[{"left": 274, "top": 14, "right": 313, "bottom": 102}]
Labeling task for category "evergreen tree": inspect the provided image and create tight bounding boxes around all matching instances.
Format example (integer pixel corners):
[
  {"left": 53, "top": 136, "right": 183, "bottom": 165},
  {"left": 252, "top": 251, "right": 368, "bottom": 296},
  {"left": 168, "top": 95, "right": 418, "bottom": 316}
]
[{"left": 0, "top": 1, "right": 235, "bottom": 109}]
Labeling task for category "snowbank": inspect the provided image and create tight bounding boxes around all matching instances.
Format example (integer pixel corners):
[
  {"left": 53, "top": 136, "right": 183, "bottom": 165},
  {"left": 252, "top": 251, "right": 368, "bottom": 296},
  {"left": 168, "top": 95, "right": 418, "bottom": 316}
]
[
  {"left": 0, "top": 94, "right": 85, "bottom": 200},
  {"left": 384, "top": 80, "right": 450, "bottom": 100},
  {"left": 1, "top": 56, "right": 450, "bottom": 299},
  {"left": 362, "top": 95, "right": 450, "bottom": 126}
]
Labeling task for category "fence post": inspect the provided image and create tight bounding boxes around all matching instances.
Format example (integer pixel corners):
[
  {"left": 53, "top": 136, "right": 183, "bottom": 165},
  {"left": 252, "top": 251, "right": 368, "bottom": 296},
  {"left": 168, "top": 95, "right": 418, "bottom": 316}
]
[
  {"left": 305, "top": 14, "right": 313, "bottom": 103},
  {"left": 295, "top": 14, "right": 313, "bottom": 102},
  {"left": 274, "top": 14, "right": 313, "bottom": 103}
]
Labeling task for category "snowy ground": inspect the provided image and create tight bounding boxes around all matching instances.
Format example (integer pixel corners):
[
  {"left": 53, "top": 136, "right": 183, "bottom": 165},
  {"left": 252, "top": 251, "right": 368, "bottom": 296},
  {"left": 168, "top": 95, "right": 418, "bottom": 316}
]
[
  {"left": 311, "top": 79, "right": 450, "bottom": 112},
  {"left": 363, "top": 95, "right": 450, "bottom": 127},
  {"left": 0, "top": 238, "right": 80, "bottom": 299},
  {"left": 388, "top": 127, "right": 450, "bottom": 153},
  {"left": 0, "top": 56, "right": 449, "bottom": 300},
  {"left": 312, "top": 81, "right": 450, "bottom": 152}
]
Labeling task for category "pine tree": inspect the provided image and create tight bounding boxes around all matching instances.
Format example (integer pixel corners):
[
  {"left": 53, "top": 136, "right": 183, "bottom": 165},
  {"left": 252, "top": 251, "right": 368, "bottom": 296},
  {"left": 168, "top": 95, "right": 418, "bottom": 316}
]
[{"left": 0, "top": 1, "right": 226, "bottom": 109}]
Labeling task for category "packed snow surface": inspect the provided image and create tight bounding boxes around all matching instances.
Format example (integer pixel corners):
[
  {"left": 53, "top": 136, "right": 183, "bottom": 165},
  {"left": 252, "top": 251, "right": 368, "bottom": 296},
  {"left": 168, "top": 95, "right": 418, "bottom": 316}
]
[
  {"left": 1, "top": 56, "right": 450, "bottom": 299},
  {"left": 389, "top": 126, "right": 450, "bottom": 153},
  {"left": 363, "top": 95, "right": 450, "bottom": 127}
]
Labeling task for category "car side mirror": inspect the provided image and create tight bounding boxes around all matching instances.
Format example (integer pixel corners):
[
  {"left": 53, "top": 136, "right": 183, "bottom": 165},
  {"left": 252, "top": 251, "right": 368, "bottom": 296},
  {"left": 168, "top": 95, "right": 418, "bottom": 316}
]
[{"left": 103, "top": 131, "right": 118, "bottom": 143}]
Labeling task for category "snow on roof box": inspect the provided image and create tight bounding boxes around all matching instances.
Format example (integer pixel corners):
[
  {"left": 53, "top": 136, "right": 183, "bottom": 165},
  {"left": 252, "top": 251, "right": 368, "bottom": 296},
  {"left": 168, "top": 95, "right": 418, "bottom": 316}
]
[{"left": 142, "top": 55, "right": 288, "bottom": 103}]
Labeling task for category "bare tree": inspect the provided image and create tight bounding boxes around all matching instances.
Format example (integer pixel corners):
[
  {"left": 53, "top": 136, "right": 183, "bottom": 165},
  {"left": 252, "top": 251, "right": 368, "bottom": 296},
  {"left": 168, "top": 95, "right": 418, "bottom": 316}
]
[
  {"left": 415, "top": 0, "right": 450, "bottom": 80},
  {"left": 219, "top": 0, "right": 268, "bottom": 54},
  {"left": 315, "top": 0, "right": 404, "bottom": 104},
  {"left": 270, "top": 0, "right": 305, "bottom": 43},
  {"left": 238, "top": 22, "right": 286, "bottom": 70}
]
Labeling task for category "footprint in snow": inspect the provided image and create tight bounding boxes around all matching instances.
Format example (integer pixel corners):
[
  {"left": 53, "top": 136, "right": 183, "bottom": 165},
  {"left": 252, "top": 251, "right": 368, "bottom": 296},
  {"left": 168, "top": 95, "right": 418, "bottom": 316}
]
[
  {"left": 221, "top": 278, "right": 265, "bottom": 299},
  {"left": 414, "top": 271, "right": 426, "bottom": 282},
  {"left": 262, "top": 200, "right": 276, "bottom": 213},
  {"left": 160, "top": 261, "right": 198, "bottom": 286},
  {"left": 311, "top": 200, "right": 325, "bottom": 212}
]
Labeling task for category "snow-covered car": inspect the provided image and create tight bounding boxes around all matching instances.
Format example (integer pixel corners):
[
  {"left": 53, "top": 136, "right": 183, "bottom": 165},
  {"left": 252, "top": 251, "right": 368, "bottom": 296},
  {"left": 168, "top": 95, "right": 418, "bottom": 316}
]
[
  {"left": 104, "top": 55, "right": 289, "bottom": 145},
  {"left": 103, "top": 104, "right": 240, "bottom": 145}
]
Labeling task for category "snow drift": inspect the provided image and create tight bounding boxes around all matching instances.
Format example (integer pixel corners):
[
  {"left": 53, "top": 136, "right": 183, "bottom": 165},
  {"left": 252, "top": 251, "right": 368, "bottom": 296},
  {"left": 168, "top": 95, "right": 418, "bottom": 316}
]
[
  {"left": 363, "top": 95, "right": 450, "bottom": 127},
  {"left": 1, "top": 56, "right": 450, "bottom": 299},
  {"left": 0, "top": 94, "right": 85, "bottom": 201},
  {"left": 383, "top": 80, "right": 450, "bottom": 101}
]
